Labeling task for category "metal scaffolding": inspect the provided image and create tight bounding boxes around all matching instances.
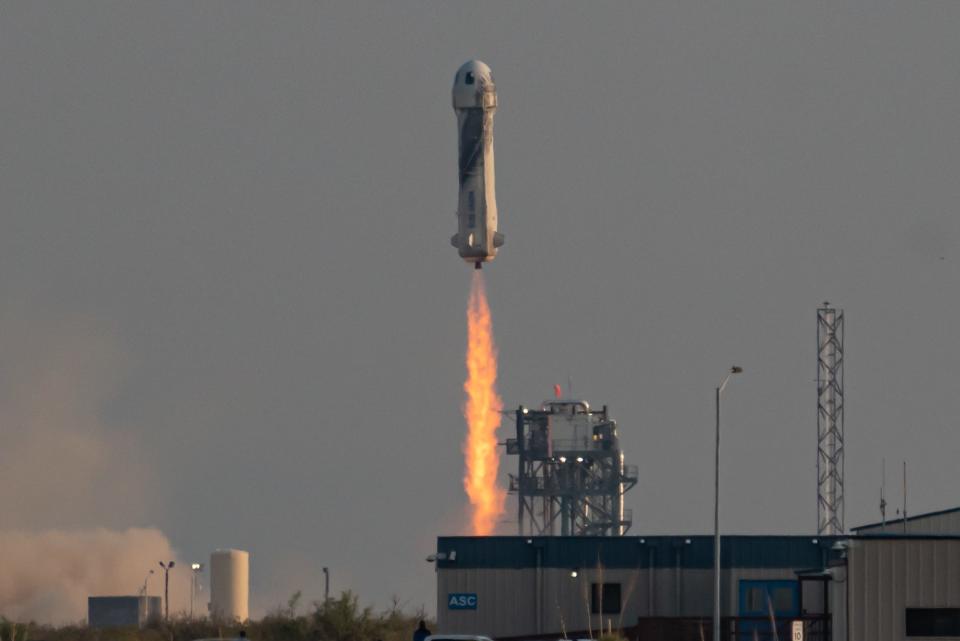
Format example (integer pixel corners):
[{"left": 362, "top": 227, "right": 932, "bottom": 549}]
[
  {"left": 506, "top": 399, "right": 637, "bottom": 536},
  {"left": 817, "top": 303, "right": 845, "bottom": 535}
]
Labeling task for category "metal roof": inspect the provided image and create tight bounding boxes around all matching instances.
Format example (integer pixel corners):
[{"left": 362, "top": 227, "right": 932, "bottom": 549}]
[
  {"left": 435, "top": 535, "right": 845, "bottom": 570},
  {"left": 851, "top": 505, "right": 960, "bottom": 532}
]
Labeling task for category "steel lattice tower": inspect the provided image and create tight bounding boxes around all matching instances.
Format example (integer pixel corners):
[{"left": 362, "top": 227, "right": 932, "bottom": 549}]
[{"left": 817, "top": 303, "right": 845, "bottom": 535}]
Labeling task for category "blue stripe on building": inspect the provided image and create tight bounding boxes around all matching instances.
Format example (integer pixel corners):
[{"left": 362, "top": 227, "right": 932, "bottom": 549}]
[{"left": 436, "top": 535, "right": 844, "bottom": 570}]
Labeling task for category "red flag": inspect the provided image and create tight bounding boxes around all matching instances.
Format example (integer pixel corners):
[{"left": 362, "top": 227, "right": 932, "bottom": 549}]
[{"left": 553, "top": 384, "right": 562, "bottom": 399}]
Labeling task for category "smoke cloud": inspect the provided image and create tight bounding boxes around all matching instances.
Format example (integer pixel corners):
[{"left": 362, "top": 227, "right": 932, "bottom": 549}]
[
  {"left": 0, "top": 311, "right": 184, "bottom": 623},
  {"left": 0, "top": 311, "right": 152, "bottom": 530},
  {"left": 0, "top": 528, "right": 189, "bottom": 623}
]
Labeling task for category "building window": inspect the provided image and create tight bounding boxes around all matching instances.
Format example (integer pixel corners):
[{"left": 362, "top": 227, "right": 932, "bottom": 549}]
[
  {"left": 465, "top": 72, "right": 475, "bottom": 85},
  {"left": 906, "top": 608, "right": 960, "bottom": 636},
  {"left": 740, "top": 581, "right": 797, "bottom": 616},
  {"left": 771, "top": 587, "right": 794, "bottom": 612},
  {"left": 591, "top": 583, "right": 621, "bottom": 614},
  {"left": 744, "top": 586, "right": 795, "bottom": 612},
  {"left": 745, "top": 587, "right": 764, "bottom": 612}
]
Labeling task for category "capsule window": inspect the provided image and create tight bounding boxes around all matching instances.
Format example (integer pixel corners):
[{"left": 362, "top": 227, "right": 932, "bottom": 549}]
[{"left": 465, "top": 72, "right": 475, "bottom": 85}]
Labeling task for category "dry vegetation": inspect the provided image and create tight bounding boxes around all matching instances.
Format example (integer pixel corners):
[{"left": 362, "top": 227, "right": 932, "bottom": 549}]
[{"left": 3, "top": 591, "right": 433, "bottom": 641}]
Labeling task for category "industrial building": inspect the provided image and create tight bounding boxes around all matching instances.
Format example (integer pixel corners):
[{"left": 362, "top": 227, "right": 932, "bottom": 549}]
[
  {"left": 88, "top": 596, "right": 161, "bottom": 628},
  {"left": 433, "top": 506, "right": 960, "bottom": 641},
  {"left": 434, "top": 535, "right": 841, "bottom": 640}
]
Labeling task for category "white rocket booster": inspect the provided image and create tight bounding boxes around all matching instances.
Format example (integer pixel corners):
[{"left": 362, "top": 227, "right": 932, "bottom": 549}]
[{"left": 450, "top": 60, "right": 503, "bottom": 269}]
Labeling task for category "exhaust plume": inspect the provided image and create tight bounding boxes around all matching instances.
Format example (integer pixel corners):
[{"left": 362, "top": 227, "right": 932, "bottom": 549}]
[{"left": 462, "top": 271, "right": 506, "bottom": 535}]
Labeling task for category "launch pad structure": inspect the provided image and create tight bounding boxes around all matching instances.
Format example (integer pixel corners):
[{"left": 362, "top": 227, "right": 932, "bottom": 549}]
[{"left": 506, "top": 399, "right": 637, "bottom": 536}]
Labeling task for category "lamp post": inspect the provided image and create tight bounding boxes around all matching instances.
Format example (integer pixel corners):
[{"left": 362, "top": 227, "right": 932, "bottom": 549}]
[
  {"left": 713, "top": 366, "right": 742, "bottom": 641},
  {"left": 322, "top": 566, "right": 330, "bottom": 604},
  {"left": 190, "top": 563, "right": 204, "bottom": 619},
  {"left": 141, "top": 569, "right": 154, "bottom": 597},
  {"left": 159, "top": 561, "right": 175, "bottom": 620}
]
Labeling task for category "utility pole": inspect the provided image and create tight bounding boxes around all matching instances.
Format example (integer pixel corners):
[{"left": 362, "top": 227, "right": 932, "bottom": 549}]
[
  {"left": 159, "top": 561, "right": 175, "bottom": 620},
  {"left": 322, "top": 566, "right": 330, "bottom": 603}
]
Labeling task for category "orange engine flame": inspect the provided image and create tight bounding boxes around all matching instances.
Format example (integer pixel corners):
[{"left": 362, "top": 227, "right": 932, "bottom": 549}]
[{"left": 463, "top": 271, "right": 506, "bottom": 535}]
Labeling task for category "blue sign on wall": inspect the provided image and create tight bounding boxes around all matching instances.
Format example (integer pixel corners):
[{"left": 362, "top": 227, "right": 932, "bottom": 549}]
[{"left": 447, "top": 593, "right": 478, "bottom": 610}]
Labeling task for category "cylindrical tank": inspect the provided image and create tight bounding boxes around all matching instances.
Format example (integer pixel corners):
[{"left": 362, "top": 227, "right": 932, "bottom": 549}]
[{"left": 209, "top": 549, "right": 249, "bottom": 622}]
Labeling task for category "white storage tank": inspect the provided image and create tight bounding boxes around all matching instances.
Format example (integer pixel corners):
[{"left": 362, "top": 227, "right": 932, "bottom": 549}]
[{"left": 209, "top": 549, "right": 249, "bottom": 622}]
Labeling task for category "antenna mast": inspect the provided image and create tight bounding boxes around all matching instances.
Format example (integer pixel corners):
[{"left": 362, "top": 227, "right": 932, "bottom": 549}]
[
  {"left": 880, "top": 458, "right": 887, "bottom": 532},
  {"left": 817, "top": 302, "right": 845, "bottom": 535},
  {"left": 903, "top": 460, "right": 908, "bottom": 534}
]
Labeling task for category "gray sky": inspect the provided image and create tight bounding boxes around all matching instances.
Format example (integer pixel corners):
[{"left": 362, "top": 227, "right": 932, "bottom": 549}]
[{"left": 2, "top": 1, "right": 960, "bottom": 618}]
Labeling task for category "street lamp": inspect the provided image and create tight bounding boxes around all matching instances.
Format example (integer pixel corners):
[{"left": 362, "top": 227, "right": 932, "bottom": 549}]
[
  {"left": 141, "top": 569, "right": 154, "bottom": 597},
  {"left": 713, "top": 366, "right": 742, "bottom": 641},
  {"left": 190, "top": 563, "right": 204, "bottom": 619},
  {"left": 159, "top": 561, "right": 175, "bottom": 620}
]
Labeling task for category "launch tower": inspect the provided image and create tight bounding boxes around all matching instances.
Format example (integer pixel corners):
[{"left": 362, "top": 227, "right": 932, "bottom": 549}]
[{"left": 506, "top": 399, "right": 637, "bottom": 536}]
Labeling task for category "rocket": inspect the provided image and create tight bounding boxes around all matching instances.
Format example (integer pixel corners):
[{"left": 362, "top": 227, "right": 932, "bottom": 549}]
[{"left": 451, "top": 60, "right": 504, "bottom": 269}]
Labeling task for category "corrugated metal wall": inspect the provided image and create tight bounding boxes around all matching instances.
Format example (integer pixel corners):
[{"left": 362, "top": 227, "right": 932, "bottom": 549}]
[
  {"left": 435, "top": 536, "right": 838, "bottom": 638},
  {"left": 847, "top": 538, "right": 960, "bottom": 641},
  {"left": 437, "top": 566, "right": 822, "bottom": 638},
  {"left": 438, "top": 568, "right": 537, "bottom": 638}
]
